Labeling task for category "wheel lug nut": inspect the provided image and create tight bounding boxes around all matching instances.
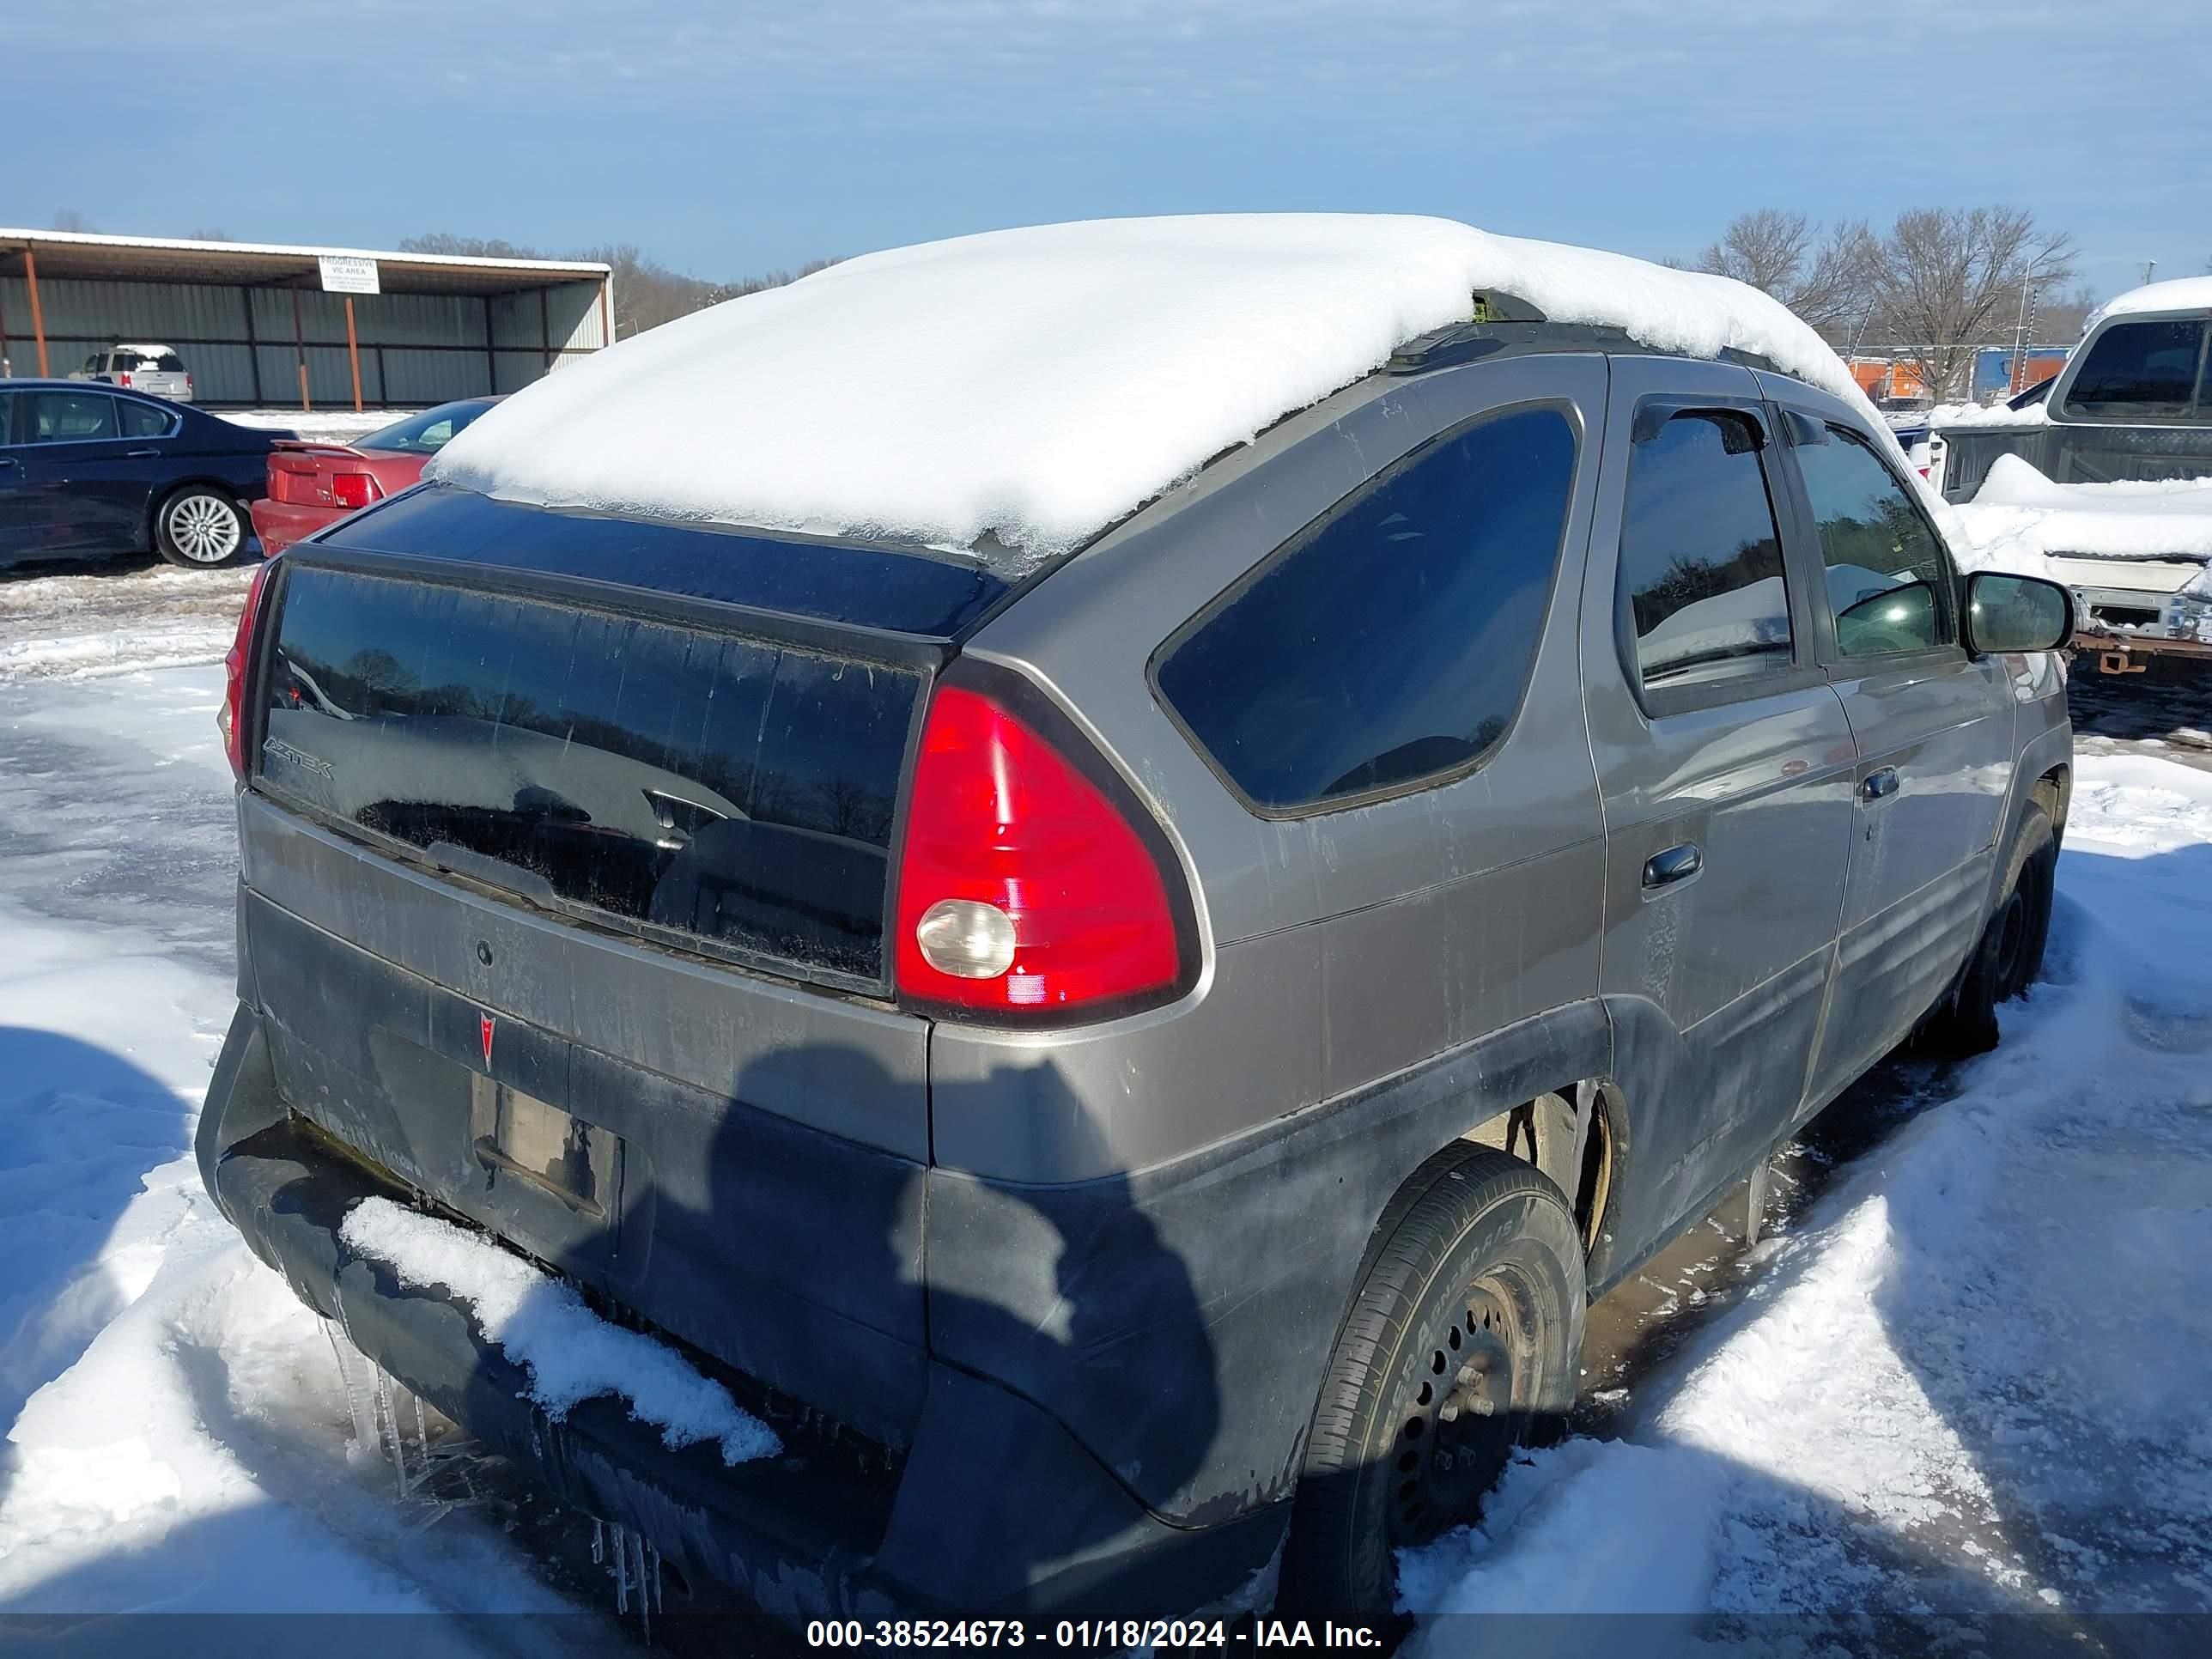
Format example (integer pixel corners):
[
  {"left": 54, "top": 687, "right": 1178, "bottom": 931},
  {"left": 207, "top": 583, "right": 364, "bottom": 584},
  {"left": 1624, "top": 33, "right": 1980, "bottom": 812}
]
[
  {"left": 1468, "top": 1395, "right": 1496, "bottom": 1418},
  {"left": 1438, "top": 1403, "right": 1459, "bottom": 1423}
]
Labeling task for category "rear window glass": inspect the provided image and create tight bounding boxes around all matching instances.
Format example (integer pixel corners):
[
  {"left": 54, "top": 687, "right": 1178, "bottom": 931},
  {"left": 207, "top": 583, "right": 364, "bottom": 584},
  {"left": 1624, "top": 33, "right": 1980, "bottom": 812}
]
[
  {"left": 1154, "top": 405, "right": 1577, "bottom": 811},
  {"left": 258, "top": 563, "right": 921, "bottom": 983},
  {"left": 2063, "top": 319, "right": 2207, "bottom": 417},
  {"left": 1617, "top": 408, "right": 1793, "bottom": 695},
  {"left": 358, "top": 401, "right": 492, "bottom": 455}
]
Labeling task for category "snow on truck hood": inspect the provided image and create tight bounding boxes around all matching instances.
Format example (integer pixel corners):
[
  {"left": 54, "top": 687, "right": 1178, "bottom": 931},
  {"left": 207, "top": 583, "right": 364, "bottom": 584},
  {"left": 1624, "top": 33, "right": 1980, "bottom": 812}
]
[{"left": 428, "top": 214, "right": 1885, "bottom": 562}]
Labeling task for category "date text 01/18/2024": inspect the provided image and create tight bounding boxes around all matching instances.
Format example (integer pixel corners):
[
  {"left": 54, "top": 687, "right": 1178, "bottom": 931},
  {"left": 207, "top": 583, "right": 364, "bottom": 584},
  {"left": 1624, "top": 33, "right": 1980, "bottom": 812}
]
[{"left": 804, "top": 1620, "right": 1386, "bottom": 1650}]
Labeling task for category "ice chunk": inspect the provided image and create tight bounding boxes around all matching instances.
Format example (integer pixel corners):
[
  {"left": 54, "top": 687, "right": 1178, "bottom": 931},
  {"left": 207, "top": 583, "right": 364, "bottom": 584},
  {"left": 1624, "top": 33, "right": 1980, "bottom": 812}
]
[{"left": 338, "top": 1197, "right": 781, "bottom": 1466}]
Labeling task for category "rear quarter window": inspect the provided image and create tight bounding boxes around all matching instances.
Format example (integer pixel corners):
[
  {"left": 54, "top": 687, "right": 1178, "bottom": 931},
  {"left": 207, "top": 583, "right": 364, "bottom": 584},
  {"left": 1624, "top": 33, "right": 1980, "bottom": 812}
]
[
  {"left": 2062, "top": 319, "right": 2209, "bottom": 418},
  {"left": 1152, "top": 404, "right": 1578, "bottom": 813}
]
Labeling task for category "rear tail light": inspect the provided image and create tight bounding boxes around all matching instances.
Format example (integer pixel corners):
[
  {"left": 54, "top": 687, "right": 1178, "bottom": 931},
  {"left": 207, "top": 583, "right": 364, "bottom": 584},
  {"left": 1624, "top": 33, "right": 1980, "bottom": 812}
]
[
  {"left": 218, "top": 559, "right": 279, "bottom": 778},
  {"left": 331, "top": 472, "right": 380, "bottom": 509},
  {"left": 118, "top": 372, "right": 132, "bottom": 387},
  {"left": 893, "top": 676, "right": 1190, "bottom": 1020}
]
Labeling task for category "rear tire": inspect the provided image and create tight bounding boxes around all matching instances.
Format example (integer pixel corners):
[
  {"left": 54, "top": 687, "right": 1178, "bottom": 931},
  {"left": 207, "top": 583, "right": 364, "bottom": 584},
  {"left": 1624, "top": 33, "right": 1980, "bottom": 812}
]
[
  {"left": 154, "top": 486, "right": 248, "bottom": 568},
  {"left": 1279, "top": 1145, "right": 1585, "bottom": 1626},
  {"left": 1920, "top": 800, "right": 2057, "bottom": 1057}
]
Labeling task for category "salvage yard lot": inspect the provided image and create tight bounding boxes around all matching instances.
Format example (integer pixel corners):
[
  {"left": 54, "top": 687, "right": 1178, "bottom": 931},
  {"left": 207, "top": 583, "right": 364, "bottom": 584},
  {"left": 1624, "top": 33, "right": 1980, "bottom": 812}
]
[{"left": 0, "top": 586, "right": 2208, "bottom": 1651}]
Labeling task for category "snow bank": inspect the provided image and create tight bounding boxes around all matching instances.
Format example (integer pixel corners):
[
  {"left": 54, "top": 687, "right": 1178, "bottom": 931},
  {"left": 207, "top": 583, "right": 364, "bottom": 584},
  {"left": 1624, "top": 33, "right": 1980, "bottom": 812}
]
[
  {"left": 429, "top": 214, "right": 1882, "bottom": 562},
  {"left": 2085, "top": 273, "right": 2212, "bottom": 331},
  {"left": 338, "top": 1197, "right": 780, "bottom": 1466},
  {"left": 1950, "top": 454, "right": 2212, "bottom": 593}
]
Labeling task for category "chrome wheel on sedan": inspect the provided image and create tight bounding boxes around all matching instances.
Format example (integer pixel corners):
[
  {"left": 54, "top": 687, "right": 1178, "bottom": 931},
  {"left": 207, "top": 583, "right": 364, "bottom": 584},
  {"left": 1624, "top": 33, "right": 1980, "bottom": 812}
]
[{"left": 155, "top": 488, "right": 247, "bottom": 568}]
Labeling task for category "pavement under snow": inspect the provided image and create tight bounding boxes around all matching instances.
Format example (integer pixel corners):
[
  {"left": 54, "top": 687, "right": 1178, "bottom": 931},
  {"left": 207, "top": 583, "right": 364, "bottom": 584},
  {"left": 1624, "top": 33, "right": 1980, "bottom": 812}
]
[{"left": 0, "top": 633, "right": 2208, "bottom": 1651}]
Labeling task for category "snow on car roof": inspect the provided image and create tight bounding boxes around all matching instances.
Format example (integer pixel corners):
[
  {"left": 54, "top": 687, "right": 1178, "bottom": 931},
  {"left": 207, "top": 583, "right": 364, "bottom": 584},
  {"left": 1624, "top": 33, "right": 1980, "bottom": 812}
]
[
  {"left": 2085, "top": 274, "right": 2212, "bottom": 331},
  {"left": 429, "top": 214, "right": 1881, "bottom": 564}
]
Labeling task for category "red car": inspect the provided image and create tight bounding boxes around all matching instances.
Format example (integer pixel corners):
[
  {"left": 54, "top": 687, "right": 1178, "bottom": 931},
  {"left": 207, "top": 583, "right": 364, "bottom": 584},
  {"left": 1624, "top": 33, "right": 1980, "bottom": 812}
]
[{"left": 249, "top": 397, "right": 498, "bottom": 554}]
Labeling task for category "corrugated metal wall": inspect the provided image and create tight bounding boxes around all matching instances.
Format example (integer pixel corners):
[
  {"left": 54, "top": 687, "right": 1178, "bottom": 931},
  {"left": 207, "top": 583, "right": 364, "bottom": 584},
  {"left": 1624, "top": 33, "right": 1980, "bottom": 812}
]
[{"left": 0, "top": 274, "right": 606, "bottom": 407}]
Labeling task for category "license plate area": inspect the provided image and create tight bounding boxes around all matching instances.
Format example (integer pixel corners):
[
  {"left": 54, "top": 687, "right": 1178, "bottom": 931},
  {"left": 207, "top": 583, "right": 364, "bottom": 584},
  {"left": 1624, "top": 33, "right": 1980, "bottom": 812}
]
[{"left": 471, "top": 1076, "right": 623, "bottom": 1220}]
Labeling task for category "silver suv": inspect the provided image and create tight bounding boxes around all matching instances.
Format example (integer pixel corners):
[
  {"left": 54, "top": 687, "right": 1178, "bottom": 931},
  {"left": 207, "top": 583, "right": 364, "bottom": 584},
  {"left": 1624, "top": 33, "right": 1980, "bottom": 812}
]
[
  {"left": 196, "top": 320, "right": 2075, "bottom": 1628},
  {"left": 70, "top": 342, "right": 193, "bottom": 401}
]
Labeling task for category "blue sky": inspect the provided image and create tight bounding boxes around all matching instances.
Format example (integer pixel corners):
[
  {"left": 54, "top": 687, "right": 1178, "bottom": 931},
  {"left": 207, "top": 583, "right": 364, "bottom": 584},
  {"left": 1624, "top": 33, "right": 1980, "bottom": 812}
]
[{"left": 15, "top": 1, "right": 2207, "bottom": 304}]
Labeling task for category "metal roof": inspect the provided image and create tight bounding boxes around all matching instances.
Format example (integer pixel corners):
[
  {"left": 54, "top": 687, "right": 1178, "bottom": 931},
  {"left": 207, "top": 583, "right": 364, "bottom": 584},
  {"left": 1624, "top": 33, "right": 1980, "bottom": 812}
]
[{"left": 0, "top": 228, "right": 610, "bottom": 296}]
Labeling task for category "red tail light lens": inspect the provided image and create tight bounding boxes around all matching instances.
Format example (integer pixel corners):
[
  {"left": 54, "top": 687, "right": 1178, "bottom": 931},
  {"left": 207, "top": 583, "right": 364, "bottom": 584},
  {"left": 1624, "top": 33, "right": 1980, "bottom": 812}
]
[
  {"left": 331, "top": 472, "right": 380, "bottom": 509},
  {"left": 118, "top": 372, "right": 132, "bottom": 387},
  {"left": 218, "top": 559, "right": 279, "bottom": 778},
  {"left": 894, "top": 681, "right": 1186, "bottom": 1018}
]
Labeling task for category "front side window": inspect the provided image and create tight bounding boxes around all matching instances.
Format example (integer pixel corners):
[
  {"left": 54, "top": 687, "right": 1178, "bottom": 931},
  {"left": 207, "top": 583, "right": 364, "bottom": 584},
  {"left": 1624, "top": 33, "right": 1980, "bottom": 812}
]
[
  {"left": 2063, "top": 319, "right": 2207, "bottom": 418},
  {"left": 1155, "top": 405, "right": 1578, "bottom": 811},
  {"left": 1617, "top": 408, "right": 1793, "bottom": 695},
  {"left": 27, "top": 392, "right": 120, "bottom": 443},
  {"left": 1793, "top": 423, "right": 1954, "bottom": 657},
  {"left": 118, "top": 399, "right": 176, "bottom": 439}
]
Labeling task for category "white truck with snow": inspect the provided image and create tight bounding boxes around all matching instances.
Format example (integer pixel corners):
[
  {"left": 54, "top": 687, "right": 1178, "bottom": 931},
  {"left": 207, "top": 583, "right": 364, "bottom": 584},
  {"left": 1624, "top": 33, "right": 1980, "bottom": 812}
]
[{"left": 1931, "top": 276, "right": 2212, "bottom": 672}]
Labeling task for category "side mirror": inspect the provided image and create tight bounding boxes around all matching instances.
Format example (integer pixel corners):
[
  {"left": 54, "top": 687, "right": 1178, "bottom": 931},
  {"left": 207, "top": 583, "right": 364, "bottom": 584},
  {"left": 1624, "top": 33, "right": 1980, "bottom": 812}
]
[{"left": 1966, "top": 571, "right": 2074, "bottom": 654}]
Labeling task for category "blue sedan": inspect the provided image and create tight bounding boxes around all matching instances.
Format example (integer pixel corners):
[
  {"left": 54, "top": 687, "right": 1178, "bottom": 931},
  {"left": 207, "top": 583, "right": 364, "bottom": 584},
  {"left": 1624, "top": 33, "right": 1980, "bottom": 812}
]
[{"left": 0, "top": 380, "right": 294, "bottom": 570}]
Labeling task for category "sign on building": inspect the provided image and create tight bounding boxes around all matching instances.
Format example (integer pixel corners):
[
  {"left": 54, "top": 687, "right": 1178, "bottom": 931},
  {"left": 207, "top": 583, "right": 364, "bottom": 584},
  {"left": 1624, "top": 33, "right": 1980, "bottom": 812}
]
[{"left": 317, "top": 254, "right": 380, "bottom": 295}]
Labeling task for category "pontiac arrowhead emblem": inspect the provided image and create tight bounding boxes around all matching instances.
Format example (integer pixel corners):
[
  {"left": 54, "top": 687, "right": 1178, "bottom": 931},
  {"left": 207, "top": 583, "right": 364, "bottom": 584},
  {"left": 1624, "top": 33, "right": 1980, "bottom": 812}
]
[{"left": 479, "top": 1012, "right": 496, "bottom": 1068}]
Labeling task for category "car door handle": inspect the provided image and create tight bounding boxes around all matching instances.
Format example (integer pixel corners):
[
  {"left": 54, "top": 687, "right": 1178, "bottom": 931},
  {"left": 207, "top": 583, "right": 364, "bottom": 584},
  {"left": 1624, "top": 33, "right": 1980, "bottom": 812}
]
[
  {"left": 1642, "top": 843, "right": 1703, "bottom": 890},
  {"left": 125, "top": 447, "right": 163, "bottom": 458},
  {"left": 1860, "top": 767, "right": 1900, "bottom": 803}
]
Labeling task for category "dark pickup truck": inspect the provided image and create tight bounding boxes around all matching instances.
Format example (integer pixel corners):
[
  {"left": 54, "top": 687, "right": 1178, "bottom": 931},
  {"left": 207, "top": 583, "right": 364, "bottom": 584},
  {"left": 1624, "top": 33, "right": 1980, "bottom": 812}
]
[{"left": 1929, "top": 282, "right": 2212, "bottom": 669}]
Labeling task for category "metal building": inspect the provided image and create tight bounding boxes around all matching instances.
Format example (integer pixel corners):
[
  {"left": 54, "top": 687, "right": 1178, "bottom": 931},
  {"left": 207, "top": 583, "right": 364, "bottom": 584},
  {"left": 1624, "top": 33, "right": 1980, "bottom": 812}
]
[{"left": 0, "top": 228, "right": 611, "bottom": 410}]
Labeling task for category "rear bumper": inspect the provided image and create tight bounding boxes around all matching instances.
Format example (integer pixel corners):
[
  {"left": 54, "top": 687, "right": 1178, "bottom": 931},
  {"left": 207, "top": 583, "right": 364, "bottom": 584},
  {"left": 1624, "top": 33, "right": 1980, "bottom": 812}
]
[
  {"left": 249, "top": 497, "right": 343, "bottom": 556},
  {"left": 198, "top": 1004, "right": 1285, "bottom": 1623}
]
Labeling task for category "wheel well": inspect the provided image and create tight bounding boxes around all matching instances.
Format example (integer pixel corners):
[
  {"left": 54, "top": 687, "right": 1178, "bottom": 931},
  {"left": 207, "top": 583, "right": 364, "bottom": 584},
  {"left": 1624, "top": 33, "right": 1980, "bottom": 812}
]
[
  {"left": 1455, "top": 1080, "right": 1615, "bottom": 1255},
  {"left": 2032, "top": 765, "right": 2069, "bottom": 839}
]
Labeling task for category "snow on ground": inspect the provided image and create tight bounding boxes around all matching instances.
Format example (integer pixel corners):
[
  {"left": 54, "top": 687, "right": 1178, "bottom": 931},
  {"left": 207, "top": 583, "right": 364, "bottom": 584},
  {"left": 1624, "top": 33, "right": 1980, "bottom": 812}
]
[
  {"left": 1950, "top": 455, "right": 2212, "bottom": 595},
  {"left": 0, "top": 667, "right": 611, "bottom": 1647},
  {"left": 0, "top": 561, "right": 257, "bottom": 680},
  {"left": 1407, "top": 761, "right": 2212, "bottom": 1651},
  {"left": 218, "top": 407, "right": 419, "bottom": 444},
  {"left": 430, "top": 214, "right": 1882, "bottom": 562},
  {"left": 2, "top": 641, "right": 2209, "bottom": 1648}
]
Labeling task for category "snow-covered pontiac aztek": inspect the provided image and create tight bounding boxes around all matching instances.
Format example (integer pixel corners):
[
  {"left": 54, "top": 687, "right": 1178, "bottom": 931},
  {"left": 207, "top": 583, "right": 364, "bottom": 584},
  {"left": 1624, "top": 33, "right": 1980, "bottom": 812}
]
[{"left": 197, "top": 216, "right": 2077, "bottom": 1626}]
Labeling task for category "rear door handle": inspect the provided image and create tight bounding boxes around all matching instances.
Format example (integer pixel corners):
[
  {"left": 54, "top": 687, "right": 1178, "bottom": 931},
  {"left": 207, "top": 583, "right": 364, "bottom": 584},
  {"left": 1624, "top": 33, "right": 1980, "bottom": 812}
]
[
  {"left": 1860, "top": 767, "right": 1899, "bottom": 803},
  {"left": 125, "top": 447, "right": 162, "bottom": 458},
  {"left": 1642, "top": 843, "right": 1703, "bottom": 891}
]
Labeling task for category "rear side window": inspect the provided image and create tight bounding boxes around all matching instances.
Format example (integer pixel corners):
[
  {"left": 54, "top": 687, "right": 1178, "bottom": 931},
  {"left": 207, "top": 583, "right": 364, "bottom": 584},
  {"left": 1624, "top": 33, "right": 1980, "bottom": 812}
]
[
  {"left": 118, "top": 399, "right": 175, "bottom": 439},
  {"left": 258, "top": 564, "right": 922, "bottom": 983},
  {"left": 1790, "top": 422, "right": 1954, "bottom": 657},
  {"left": 2063, "top": 319, "right": 2207, "bottom": 417},
  {"left": 1617, "top": 409, "right": 1792, "bottom": 695},
  {"left": 1154, "top": 406, "right": 1577, "bottom": 811}
]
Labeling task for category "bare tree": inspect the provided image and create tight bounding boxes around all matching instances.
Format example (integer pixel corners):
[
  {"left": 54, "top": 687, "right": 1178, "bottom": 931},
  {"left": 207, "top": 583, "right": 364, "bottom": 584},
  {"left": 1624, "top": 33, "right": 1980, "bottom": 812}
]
[
  {"left": 1864, "top": 207, "right": 2074, "bottom": 402},
  {"left": 1695, "top": 210, "right": 1878, "bottom": 339},
  {"left": 399, "top": 233, "right": 840, "bottom": 337},
  {"left": 49, "top": 208, "right": 94, "bottom": 232}
]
